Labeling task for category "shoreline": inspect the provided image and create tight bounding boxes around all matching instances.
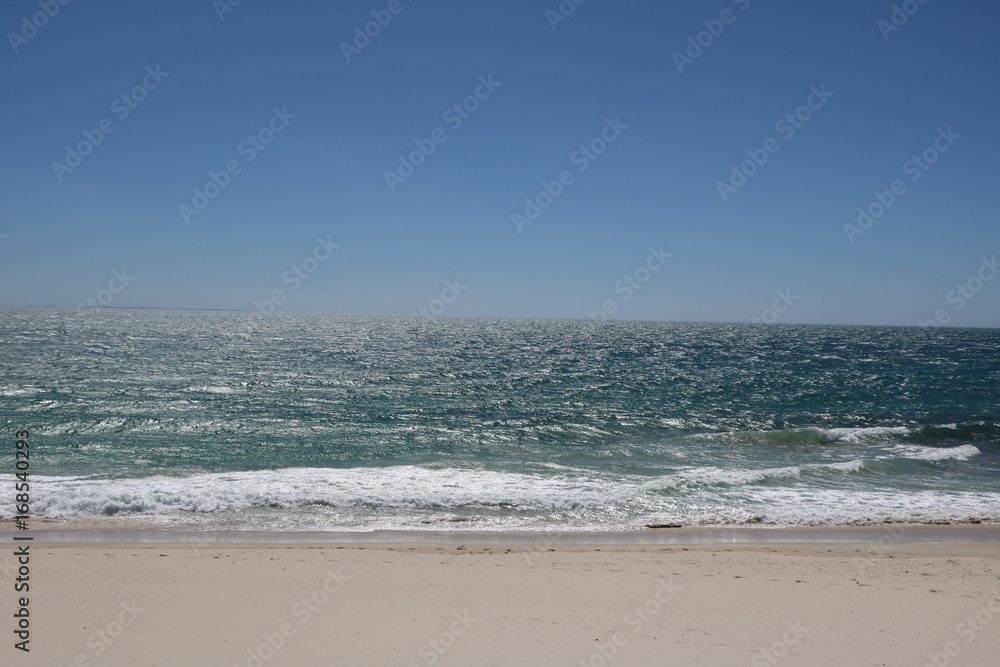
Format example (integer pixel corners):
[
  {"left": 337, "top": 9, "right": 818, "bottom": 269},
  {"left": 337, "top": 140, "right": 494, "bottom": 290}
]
[{"left": 6, "top": 522, "right": 999, "bottom": 545}]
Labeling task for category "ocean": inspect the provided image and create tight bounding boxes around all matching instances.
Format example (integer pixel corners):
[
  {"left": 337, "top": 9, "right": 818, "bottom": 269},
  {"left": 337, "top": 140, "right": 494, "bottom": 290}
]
[{"left": 3, "top": 307, "right": 999, "bottom": 532}]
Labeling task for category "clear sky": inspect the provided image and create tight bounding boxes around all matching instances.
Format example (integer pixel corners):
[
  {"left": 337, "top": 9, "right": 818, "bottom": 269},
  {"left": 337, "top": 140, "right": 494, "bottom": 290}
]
[{"left": 1, "top": 0, "right": 998, "bottom": 326}]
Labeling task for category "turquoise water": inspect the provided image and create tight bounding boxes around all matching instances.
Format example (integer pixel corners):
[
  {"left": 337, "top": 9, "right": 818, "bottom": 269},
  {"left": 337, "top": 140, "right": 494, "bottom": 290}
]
[{"left": 3, "top": 307, "right": 999, "bottom": 531}]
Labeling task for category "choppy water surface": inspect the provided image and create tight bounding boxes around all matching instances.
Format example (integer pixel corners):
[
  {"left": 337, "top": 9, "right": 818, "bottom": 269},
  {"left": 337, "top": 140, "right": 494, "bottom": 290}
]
[{"left": 3, "top": 307, "right": 998, "bottom": 531}]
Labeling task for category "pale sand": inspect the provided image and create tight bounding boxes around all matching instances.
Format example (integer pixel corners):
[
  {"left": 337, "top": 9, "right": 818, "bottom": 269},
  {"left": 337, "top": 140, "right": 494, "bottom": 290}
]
[{"left": 4, "top": 535, "right": 1000, "bottom": 666}]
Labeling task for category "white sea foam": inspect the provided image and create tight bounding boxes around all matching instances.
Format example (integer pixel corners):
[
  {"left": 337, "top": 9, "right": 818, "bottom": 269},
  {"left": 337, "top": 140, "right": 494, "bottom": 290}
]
[
  {"left": 0, "top": 386, "right": 45, "bottom": 396},
  {"left": 673, "top": 465, "right": 802, "bottom": 486},
  {"left": 891, "top": 443, "right": 981, "bottom": 462},
  {"left": 182, "top": 385, "right": 238, "bottom": 394},
  {"left": 14, "top": 462, "right": 999, "bottom": 529},
  {"left": 25, "top": 467, "right": 621, "bottom": 518},
  {"left": 820, "top": 426, "right": 912, "bottom": 443},
  {"left": 739, "top": 488, "right": 1000, "bottom": 525},
  {"left": 819, "top": 459, "right": 866, "bottom": 473},
  {"left": 647, "top": 459, "right": 867, "bottom": 490}
]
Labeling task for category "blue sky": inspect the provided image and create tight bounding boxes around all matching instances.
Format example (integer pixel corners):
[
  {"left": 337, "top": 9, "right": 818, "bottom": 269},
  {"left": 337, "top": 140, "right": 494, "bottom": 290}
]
[{"left": 1, "top": 0, "right": 998, "bottom": 326}]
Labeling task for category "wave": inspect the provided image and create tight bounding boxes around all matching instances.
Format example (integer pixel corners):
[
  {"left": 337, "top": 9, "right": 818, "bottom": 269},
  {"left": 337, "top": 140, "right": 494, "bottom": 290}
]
[
  {"left": 645, "top": 444, "right": 979, "bottom": 490},
  {"left": 726, "top": 423, "right": 998, "bottom": 449},
  {"left": 645, "top": 460, "right": 864, "bottom": 490},
  {"left": 735, "top": 488, "right": 1000, "bottom": 526},
  {"left": 0, "top": 386, "right": 47, "bottom": 397},
  {"left": 891, "top": 443, "right": 981, "bottom": 462},
  {"left": 819, "top": 426, "right": 913, "bottom": 444},
  {"left": 181, "top": 385, "right": 240, "bottom": 394},
  {"left": 15, "top": 442, "right": 988, "bottom": 524},
  {"left": 24, "top": 466, "right": 624, "bottom": 518},
  {"left": 727, "top": 426, "right": 915, "bottom": 447},
  {"left": 913, "top": 422, "right": 1000, "bottom": 442}
]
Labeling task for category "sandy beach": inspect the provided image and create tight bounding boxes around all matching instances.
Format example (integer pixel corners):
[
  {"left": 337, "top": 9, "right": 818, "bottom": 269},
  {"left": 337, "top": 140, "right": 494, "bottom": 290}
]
[{"left": 4, "top": 528, "right": 1000, "bottom": 666}]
